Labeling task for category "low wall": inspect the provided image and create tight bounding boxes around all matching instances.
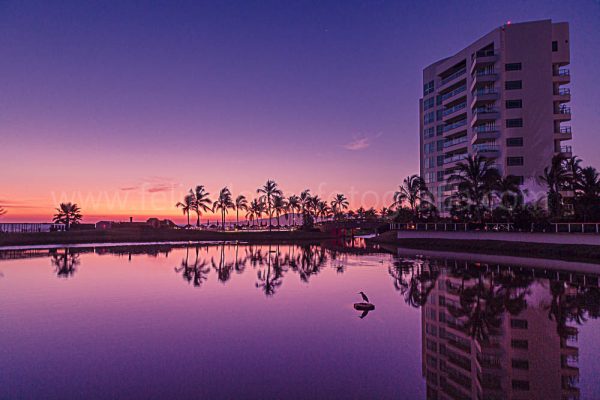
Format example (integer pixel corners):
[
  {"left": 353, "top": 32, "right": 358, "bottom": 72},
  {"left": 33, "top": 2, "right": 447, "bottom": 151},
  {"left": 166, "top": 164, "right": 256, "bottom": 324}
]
[{"left": 396, "top": 230, "right": 600, "bottom": 246}]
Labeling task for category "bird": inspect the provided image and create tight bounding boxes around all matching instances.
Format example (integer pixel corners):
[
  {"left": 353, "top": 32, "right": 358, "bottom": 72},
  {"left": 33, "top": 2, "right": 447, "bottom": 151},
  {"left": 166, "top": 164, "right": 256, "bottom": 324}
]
[{"left": 358, "top": 291, "right": 369, "bottom": 303}]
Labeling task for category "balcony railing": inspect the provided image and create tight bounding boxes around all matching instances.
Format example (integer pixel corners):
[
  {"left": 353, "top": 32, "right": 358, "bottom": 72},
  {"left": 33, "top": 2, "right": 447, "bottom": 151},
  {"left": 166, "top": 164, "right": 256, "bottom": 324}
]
[
  {"left": 473, "top": 88, "right": 498, "bottom": 96},
  {"left": 473, "top": 124, "right": 497, "bottom": 133},
  {"left": 440, "top": 67, "right": 467, "bottom": 85},
  {"left": 554, "top": 68, "right": 570, "bottom": 76},
  {"left": 442, "top": 102, "right": 467, "bottom": 116},
  {"left": 473, "top": 107, "right": 499, "bottom": 115},
  {"left": 560, "top": 126, "right": 572, "bottom": 134},
  {"left": 444, "top": 119, "right": 467, "bottom": 132},
  {"left": 555, "top": 88, "right": 571, "bottom": 95},
  {"left": 443, "top": 135, "right": 468, "bottom": 148},
  {"left": 441, "top": 85, "right": 467, "bottom": 102},
  {"left": 473, "top": 50, "right": 495, "bottom": 59},
  {"left": 444, "top": 153, "right": 469, "bottom": 164},
  {"left": 474, "top": 144, "right": 500, "bottom": 153},
  {"left": 560, "top": 145, "right": 573, "bottom": 154},
  {"left": 475, "top": 69, "right": 496, "bottom": 76},
  {"left": 558, "top": 106, "right": 572, "bottom": 114}
]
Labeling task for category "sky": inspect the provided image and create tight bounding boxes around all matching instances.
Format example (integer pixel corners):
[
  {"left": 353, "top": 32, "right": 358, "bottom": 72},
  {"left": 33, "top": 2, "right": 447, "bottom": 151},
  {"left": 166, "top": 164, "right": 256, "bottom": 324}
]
[{"left": 1, "top": 0, "right": 599, "bottom": 223}]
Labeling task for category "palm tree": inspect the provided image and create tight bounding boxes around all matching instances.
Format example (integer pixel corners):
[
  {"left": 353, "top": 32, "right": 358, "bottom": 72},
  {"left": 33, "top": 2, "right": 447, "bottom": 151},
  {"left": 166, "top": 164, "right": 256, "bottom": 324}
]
[
  {"left": 213, "top": 187, "right": 234, "bottom": 229},
  {"left": 493, "top": 175, "right": 523, "bottom": 212},
  {"left": 300, "top": 189, "right": 311, "bottom": 216},
  {"left": 574, "top": 166, "right": 600, "bottom": 221},
  {"left": 52, "top": 202, "right": 82, "bottom": 231},
  {"left": 317, "top": 200, "right": 330, "bottom": 221},
  {"left": 176, "top": 194, "right": 195, "bottom": 227},
  {"left": 257, "top": 180, "right": 283, "bottom": 231},
  {"left": 393, "top": 175, "right": 434, "bottom": 221},
  {"left": 331, "top": 193, "right": 349, "bottom": 219},
  {"left": 247, "top": 199, "right": 264, "bottom": 227},
  {"left": 287, "top": 195, "right": 301, "bottom": 226},
  {"left": 272, "top": 195, "right": 287, "bottom": 227},
  {"left": 449, "top": 155, "right": 499, "bottom": 223},
  {"left": 234, "top": 195, "right": 248, "bottom": 227},
  {"left": 192, "top": 185, "right": 212, "bottom": 227},
  {"left": 539, "top": 155, "right": 569, "bottom": 218}
]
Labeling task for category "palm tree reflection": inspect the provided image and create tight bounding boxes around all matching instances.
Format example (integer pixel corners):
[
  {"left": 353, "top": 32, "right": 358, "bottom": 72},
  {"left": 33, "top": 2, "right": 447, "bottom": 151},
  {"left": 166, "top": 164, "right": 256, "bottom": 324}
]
[{"left": 50, "top": 248, "right": 80, "bottom": 278}]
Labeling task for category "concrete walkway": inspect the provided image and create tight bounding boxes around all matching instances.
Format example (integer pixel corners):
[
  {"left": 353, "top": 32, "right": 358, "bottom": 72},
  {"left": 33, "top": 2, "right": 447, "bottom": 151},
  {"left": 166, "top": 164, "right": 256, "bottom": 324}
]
[{"left": 396, "top": 230, "right": 600, "bottom": 245}]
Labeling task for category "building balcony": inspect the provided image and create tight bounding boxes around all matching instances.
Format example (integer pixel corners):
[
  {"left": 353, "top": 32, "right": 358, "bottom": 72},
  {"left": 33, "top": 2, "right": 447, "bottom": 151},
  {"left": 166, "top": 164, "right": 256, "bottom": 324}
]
[
  {"left": 441, "top": 85, "right": 467, "bottom": 106},
  {"left": 470, "top": 89, "right": 499, "bottom": 108},
  {"left": 554, "top": 106, "right": 572, "bottom": 121},
  {"left": 439, "top": 67, "right": 467, "bottom": 91},
  {"left": 471, "top": 130, "right": 500, "bottom": 145},
  {"left": 554, "top": 87, "right": 571, "bottom": 103},
  {"left": 471, "top": 108, "right": 499, "bottom": 126},
  {"left": 470, "top": 52, "right": 497, "bottom": 74},
  {"left": 442, "top": 102, "right": 467, "bottom": 122},
  {"left": 443, "top": 135, "right": 468, "bottom": 152},
  {"left": 469, "top": 71, "right": 498, "bottom": 92},
  {"left": 443, "top": 119, "right": 468, "bottom": 138},
  {"left": 553, "top": 68, "right": 571, "bottom": 84},
  {"left": 556, "top": 145, "right": 573, "bottom": 158},
  {"left": 443, "top": 153, "right": 469, "bottom": 168},
  {"left": 474, "top": 144, "right": 500, "bottom": 158},
  {"left": 555, "top": 126, "right": 572, "bottom": 141}
]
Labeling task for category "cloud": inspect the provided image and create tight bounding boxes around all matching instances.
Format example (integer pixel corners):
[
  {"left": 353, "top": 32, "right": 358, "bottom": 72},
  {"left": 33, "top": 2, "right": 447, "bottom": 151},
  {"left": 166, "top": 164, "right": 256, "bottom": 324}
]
[
  {"left": 342, "top": 132, "right": 382, "bottom": 151},
  {"left": 146, "top": 183, "right": 177, "bottom": 193},
  {"left": 120, "top": 186, "right": 138, "bottom": 191}
]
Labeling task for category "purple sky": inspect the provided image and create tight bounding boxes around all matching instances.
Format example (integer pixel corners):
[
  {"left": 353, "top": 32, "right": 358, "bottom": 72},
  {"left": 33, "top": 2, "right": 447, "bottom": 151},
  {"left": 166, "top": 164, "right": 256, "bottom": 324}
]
[{"left": 1, "top": 0, "right": 599, "bottom": 222}]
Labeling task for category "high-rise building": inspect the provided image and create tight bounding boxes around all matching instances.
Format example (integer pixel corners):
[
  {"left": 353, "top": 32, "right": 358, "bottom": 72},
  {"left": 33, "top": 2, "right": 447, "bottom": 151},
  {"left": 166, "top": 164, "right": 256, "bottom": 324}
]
[{"left": 419, "top": 20, "right": 571, "bottom": 213}]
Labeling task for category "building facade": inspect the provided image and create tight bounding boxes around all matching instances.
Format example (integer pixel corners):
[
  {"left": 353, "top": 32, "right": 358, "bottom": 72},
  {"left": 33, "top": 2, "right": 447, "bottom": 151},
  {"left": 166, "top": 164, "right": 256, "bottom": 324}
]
[{"left": 419, "top": 20, "right": 571, "bottom": 213}]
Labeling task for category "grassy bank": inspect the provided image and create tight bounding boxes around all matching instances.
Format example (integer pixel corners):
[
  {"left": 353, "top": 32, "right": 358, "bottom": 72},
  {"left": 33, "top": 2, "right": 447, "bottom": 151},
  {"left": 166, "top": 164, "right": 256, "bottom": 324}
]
[
  {"left": 370, "top": 231, "right": 600, "bottom": 264},
  {"left": 0, "top": 229, "right": 337, "bottom": 247}
]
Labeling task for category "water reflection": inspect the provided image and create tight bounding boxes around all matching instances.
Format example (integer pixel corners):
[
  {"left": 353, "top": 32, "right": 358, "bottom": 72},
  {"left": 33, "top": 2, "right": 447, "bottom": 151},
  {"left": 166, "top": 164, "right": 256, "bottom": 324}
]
[
  {"left": 392, "top": 256, "right": 600, "bottom": 400},
  {"left": 1, "top": 242, "right": 599, "bottom": 399}
]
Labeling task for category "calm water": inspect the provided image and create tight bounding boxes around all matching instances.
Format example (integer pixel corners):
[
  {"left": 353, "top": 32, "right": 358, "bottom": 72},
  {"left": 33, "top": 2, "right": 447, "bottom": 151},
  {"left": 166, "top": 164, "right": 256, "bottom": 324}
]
[{"left": 1, "top": 241, "right": 599, "bottom": 399}]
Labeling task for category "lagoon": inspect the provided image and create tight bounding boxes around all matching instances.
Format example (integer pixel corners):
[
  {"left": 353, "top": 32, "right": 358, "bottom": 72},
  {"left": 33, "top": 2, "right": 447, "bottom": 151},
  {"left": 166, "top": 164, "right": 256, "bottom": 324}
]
[{"left": 1, "top": 242, "right": 599, "bottom": 399}]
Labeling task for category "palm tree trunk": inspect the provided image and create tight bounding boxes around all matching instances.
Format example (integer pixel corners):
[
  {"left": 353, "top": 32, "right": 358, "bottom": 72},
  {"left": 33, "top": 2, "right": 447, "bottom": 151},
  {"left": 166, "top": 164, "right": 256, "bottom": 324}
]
[{"left": 196, "top": 212, "right": 200, "bottom": 227}]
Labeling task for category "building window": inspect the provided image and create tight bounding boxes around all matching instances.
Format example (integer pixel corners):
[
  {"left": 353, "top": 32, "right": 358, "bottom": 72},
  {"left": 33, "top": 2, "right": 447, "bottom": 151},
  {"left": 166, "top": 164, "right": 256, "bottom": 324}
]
[
  {"left": 506, "top": 118, "right": 523, "bottom": 128},
  {"left": 437, "top": 155, "right": 444, "bottom": 167},
  {"left": 512, "top": 359, "right": 529, "bottom": 370},
  {"left": 424, "top": 80, "right": 434, "bottom": 95},
  {"left": 425, "top": 172, "right": 435, "bottom": 184},
  {"left": 436, "top": 94, "right": 443, "bottom": 105},
  {"left": 507, "top": 157, "right": 524, "bottom": 166},
  {"left": 424, "top": 112, "right": 434, "bottom": 124},
  {"left": 512, "top": 380, "right": 530, "bottom": 391},
  {"left": 505, "top": 80, "right": 522, "bottom": 90},
  {"left": 424, "top": 142, "right": 435, "bottom": 154},
  {"left": 552, "top": 41, "right": 558, "bottom": 52},
  {"left": 506, "top": 99, "right": 522, "bottom": 109},
  {"left": 436, "top": 140, "right": 444, "bottom": 152},
  {"left": 437, "top": 170, "right": 445, "bottom": 181},
  {"left": 510, "top": 319, "right": 528, "bottom": 329},
  {"left": 506, "top": 137, "right": 523, "bottom": 147},
  {"left": 436, "top": 110, "right": 443, "bottom": 121},
  {"left": 505, "top": 62, "right": 522, "bottom": 71},
  {"left": 436, "top": 125, "right": 444, "bottom": 136},
  {"left": 426, "top": 339, "right": 438, "bottom": 352},
  {"left": 423, "top": 97, "right": 435, "bottom": 111},
  {"left": 511, "top": 339, "right": 528, "bottom": 349},
  {"left": 424, "top": 127, "right": 435, "bottom": 139}
]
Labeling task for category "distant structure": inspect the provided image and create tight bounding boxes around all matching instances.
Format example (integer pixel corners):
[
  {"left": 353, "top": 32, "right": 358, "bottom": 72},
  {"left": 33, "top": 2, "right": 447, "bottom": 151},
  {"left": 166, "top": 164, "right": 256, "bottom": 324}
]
[
  {"left": 419, "top": 20, "right": 572, "bottom": 214},
  {"left": 95, "top": 218, "right": 177, "bottom": 230}
]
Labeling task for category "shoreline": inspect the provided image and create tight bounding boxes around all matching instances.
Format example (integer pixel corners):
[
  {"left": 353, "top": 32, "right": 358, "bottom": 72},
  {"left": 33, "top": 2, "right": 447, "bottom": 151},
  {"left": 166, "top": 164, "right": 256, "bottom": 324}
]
[
  {"left": 369, "top": 231, "right": 600, "bottom": 264},
  {"left": 0, "top": 229, "right": 337, "bottom": 248}
]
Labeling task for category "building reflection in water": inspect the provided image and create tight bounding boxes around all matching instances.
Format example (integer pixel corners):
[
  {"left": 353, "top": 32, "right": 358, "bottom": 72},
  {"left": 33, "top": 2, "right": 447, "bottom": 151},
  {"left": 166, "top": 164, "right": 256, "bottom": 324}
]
[{"left": 403, "top": 258, "right": 600, "bottom": 400}]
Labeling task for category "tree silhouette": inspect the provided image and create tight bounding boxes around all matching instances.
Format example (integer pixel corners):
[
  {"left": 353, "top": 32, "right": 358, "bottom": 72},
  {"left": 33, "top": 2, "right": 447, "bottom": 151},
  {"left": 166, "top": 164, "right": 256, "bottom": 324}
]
[{"left": 52, "top": 203, "right": 82, "bottom": 231}]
